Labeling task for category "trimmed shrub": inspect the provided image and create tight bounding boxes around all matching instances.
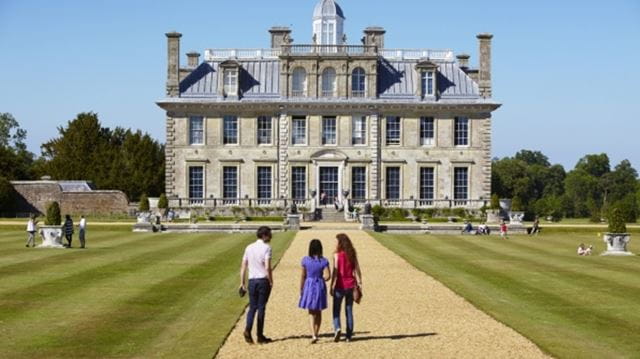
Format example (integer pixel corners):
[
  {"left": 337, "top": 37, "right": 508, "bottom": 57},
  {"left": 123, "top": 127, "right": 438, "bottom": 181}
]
[
  {"left": 490, "top": 194, "right": 500, "bottom": 209},
  {"left": 371, "top": 205, "right": 385, "bottom": 219},
  {"left": 453, "top": 208, "right": 467, "bottom": 219},
  {"left": 0, "top": 176, "right": 16, "bottom": 212},
  {"left": 45, "top": 201, "right": 62, "bottom": 226},
  {"left": 608, "top": 207, "right": 627, "bottom": 233},
  {"left": 138, "top": 194, "right": 150, "bottom": 212},
  {"left": 157, "top": 193, "right": 168, "bottom": 209}
]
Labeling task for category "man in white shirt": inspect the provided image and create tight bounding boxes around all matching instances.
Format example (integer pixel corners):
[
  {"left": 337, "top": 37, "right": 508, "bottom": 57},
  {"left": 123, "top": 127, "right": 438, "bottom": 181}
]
[
  {"left": 240, "top": 226, "right": 273, "bottom": 344},
  {"left": 25, "top": 214, "right": 38, "bottom": 247},
  {"left": 79, "top": 216, "right": 87, "bottom": 249}
]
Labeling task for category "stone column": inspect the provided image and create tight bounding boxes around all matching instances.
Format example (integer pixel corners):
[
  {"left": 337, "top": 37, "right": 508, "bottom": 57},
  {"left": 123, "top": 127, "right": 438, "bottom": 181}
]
[
  {"left": 370, "top": 113, "right": 381, "bottom": 199},
  {"left": 480, "top": 117, "right": 492, "bottom": 200},
  {"left": 269, "top": 26, "right": 292, "bottom": 49},
  {"left": 456, "top": 53, "right": 470, "bottom": 71},
  {"left": 477, "top": 33, "right": 493, "bottom": 98},
  {"left": 186, "top": 51, "right": 200, "bottom": 68},
  {"left": 278, "top": 113, "right": 289, "bottom": 198},
  {"left": 363, "top": 27, "right": 386, "bottom": 52},
  {"left": 165, "top": 32, "right": 182, "bottom": 97},
  {"left": 165, "top": 116, "right": 176, "bottom": 196}
]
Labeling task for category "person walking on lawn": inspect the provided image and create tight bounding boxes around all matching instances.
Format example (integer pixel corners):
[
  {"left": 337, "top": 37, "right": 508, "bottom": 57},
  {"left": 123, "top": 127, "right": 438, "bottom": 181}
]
[
  {"left": 25, "top": 214, "right": 38, "bottom": 247},
  {"left": 500, "top": 221, "right": 509, "bottom": 239},
  {"left": 79, "top": 215, "right": 87, "bottom": 248},
  {"left": 239, "top": 226, "right": 274, "bottom": 344},
  {"left": 63, "top": 214, "right": 74, "bottom": 248}
]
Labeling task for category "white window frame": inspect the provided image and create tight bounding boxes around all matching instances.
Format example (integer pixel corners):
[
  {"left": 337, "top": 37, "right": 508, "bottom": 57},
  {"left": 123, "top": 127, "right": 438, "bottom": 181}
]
[
  {"left": 188, "top": 116, "right": 204, "bottom": 145},
  {"left": 351, "top": 115, "right": 367, "bottom": 146},
  {"left": 291, "top": 116, "right": 307, "bottom": 146},
  {"left": 419, "top": 167, "right": 435, "bottom": 202},
  {"left": 292, "top": 67, "right": 307, "bottom": 97},
  {"left": 322, "top": 67, "right": 336, "bottom": 97},
  {"left": 256, "top": 166, "right": 272, "bottom": 200},
  {"left": 188, "top": 165, "right": 205, "bottom": 204},
  {"left": 257, "top": 116, "right": 272, "bottom": 145},
  {"left": 454, "top": 117, "right": 470, "bottom": 147},
  {"left": 420, "top": 117, "right": 435, "bottom": 146},
  {"left": 385, "top": 166, "right": 402, "bottom": 200},
  {"left": 453, "top": 167, "right": 469, "bottom": 204},
  {"left": 322, "top": 116, "right": 337, "bottom": 145},
  {"left": 385, "top": 116, "right": 401, "bottom": 146},
  {"left": 352, "top": 67, "right": 366, "bottom": 98},
  {"left": 223, "top": 115, "right": 239, "bottom": 145},
  {"left": 223, "top": 68, "right": 238, "bottom": 96},
  {"left": 421, "top": 71, "right": 435, "bottom": 97},
  {"left": 351, "top": 166, "right": 367, "bottom": 200},
  {"left": 222, "top": 166, "right": 239, "bottom": 201},
  {"left": 291, "top": 166, "right": 307, "bottom": 200}
]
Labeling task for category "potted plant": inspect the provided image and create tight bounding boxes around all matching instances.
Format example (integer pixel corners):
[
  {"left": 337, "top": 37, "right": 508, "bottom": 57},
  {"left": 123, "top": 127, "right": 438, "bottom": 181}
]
[
  {"left": 40, "top": 201, "right": 64, "bottom": 247},
  {"left": 602, "top": 207, "right": 633, "bottom": 256},
  {"left": 508, "top": 196, "right": 525, "bottom": 225}
]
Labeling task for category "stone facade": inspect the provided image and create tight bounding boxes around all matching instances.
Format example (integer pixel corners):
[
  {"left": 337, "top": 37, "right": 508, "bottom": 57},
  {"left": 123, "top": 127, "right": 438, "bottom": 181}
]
[
  {"left": 157, "top": 0, "right": 500, "bottom": 211},
  {"left": 10, "top": 180, "right": 129, "bottom": 216}
]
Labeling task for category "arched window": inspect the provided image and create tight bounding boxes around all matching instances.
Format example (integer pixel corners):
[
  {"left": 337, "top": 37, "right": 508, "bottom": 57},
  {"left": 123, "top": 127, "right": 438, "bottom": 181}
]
[
  {"left": 352, "top": 67, "right": 366, "bottom": 97},
  {"left": 292, "top": 67, "right": 307, "bottom": 97},
  {"left": 322, "top": 67, "right": 336, "bottom": 97}
]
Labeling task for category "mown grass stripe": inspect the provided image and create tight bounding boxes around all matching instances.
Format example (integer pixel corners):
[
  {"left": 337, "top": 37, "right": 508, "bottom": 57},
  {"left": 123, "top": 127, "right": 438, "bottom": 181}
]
[
  {"left": 18, "top": 234, "right": 254, "bottom": 358},
  {"left": 0, "top": 233, "right": 215, "bottom": 323},
  {"left": 375, "top": 234, "right": 640, "bottom": 358}
]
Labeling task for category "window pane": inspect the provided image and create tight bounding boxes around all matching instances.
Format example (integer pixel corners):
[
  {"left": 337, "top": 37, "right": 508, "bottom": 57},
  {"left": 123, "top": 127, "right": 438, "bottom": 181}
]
[
  {"left": 292, "top": 68, "right": 306, "bottom": 97},
  {"left": 223, "top": 166, "right": 238, "bottom": 199},
  {"left": 386, "top": 116, "right": 401, "bottom": 145},
  {"left": 189, "top": 116, "right": 204, "bottom": 145},
  {"left": 386, "top": 167, "right": 400, "bottom": 199},
  {"left": 257, "top": 116, "right": 271, "bottom": 144},
  {"left": 223, "top": 69, "right": 238, "bottom": 95},
  {"left": 421, "top": 71, "right": 434, "bottom": 96},
  {"left": 189, "top": 166, "right": 204, "bottom": 199},
  {"left": 322, "top": 117, "right": 336, "bottom": 145},
  {"left": 291, "top": 166, "right": 306, "bottom": 199},
  {"left": 223, "top": 116, "right": 238, "bottom": 144},
  {"left": 292, "top": 117, "right": 306, "bottom": 145},
  {"left": 322, "top": 68, "right": 336, "bottom": 97},
  {"left": 420, "top": 167, "right": 434, "bottom": 200},
  {"left": 454, "top": 168, "right": 468, "bottom": 200},
  {"left": 352, "top": 167, "right": 366, "bottom": 199},
  {"left": 454, "top": 117, "right": 469, "bottom": 146},
  {"left": 352, "top": 116, "right": 366, "bottom": 145},
  {"left": 257, "top": 167, "right": 272, "bottom": 199},
  {"left": 420, "top": 117, "right": 434, "bottom": 146},
  {"left": 352, "top": 68, "right": 365, "bottom": 97}
]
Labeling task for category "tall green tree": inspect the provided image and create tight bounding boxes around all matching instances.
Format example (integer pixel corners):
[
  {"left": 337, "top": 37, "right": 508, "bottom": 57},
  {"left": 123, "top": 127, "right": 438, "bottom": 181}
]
[{"left": 0, "top": 113, "right": 35, "bottom": 179}]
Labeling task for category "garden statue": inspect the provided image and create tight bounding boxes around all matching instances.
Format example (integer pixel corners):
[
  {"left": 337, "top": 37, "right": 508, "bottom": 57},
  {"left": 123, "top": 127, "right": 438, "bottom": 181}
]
[
  {"left": 363, "top": 202, "right": 372, "bottom": 215},
  {"left": 289, "top": 202, "right": 298, "bottom": 215}
]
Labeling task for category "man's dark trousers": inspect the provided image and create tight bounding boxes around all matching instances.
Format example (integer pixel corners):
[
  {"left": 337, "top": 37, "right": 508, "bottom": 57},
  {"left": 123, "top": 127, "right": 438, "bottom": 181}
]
[{"left": 246, "top": 278, "right": 271, "bottom": 337}]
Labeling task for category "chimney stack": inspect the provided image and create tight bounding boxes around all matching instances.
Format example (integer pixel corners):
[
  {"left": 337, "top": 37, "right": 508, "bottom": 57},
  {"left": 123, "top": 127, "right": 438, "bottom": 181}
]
[
  {"left": 363, "top": 27, "right": 386, "bottom": 51},
  {"left": 269, "top": 26, "right": 292, "bottom": 49},
  {"left": 476, "top": 33, "right": 493, "bottom": 98},
  {"left": 456, "top": 53, "right": 470, "bottom": 71},
  {"left": 165, "top": 31, "right": 182, "bottom": 97},
  {"left": 186, "top": 51, "right": 200, "bottom": 68}
]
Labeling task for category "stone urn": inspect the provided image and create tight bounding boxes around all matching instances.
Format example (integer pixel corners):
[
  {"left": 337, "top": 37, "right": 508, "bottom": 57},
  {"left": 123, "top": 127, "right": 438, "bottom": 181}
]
[
  {"left": 602, "top": 233, "right": 633, "bottom": 256},
  {"left": 509, "top": 211, "right": 525, "bottom": 225},
  {"left": 38, "top": 226, "right": 65, "bottom": 248}
]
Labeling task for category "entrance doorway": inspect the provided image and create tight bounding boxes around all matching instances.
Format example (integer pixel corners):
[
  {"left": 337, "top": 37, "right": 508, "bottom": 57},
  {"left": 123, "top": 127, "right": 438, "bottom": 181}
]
[{"left": 319, "top": 166, "right": 339, "bottom": 206}]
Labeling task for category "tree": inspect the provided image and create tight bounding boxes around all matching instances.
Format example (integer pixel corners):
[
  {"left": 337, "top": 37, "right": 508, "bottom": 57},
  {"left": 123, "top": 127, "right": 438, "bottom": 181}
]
[
  {"left": 514, "top": 150, "right": 550, "bottom": 167},
  {"left": 158, "top": 193, "right": 168, "bottom": 210},
  {"left": 0, "top": 176, "right": 16, "bottom": 213},
  {"left": 575, "top": 153, "right": 610, "bottom": 178},
  {"left": 45, "top": 201, "right": 62, "bottom": 226},
  {"left": 0, "top": 113, "right": 35, "bottom": 180},
  {"left": 138, "top": 194, "right": 150, "bottom": 212}
]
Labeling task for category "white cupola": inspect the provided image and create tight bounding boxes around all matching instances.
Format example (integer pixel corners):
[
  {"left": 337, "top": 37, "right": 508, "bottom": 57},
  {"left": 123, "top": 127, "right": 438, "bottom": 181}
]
[{"left": 312, "top": 0, "right": 345, "bottom": 45}]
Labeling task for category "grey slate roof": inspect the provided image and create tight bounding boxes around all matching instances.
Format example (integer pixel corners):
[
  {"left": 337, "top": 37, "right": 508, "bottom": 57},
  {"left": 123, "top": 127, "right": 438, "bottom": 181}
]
[{"left": 179, "top": 58, "right": 479, "bottom": 101}]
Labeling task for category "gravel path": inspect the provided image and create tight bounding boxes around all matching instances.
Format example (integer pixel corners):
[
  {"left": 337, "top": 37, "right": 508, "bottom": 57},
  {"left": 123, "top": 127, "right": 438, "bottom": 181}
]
[{"left": 216, "top": 230, "right": 548, "bottom": 358}]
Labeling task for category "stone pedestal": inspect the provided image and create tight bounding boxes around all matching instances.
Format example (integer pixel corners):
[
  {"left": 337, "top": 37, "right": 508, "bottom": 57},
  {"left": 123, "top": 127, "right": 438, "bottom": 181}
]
[
  {"left": 133, "top": 212, "right": 156, "bottom": 232},
  {"left": 38, "top": 226, "right": 65, "bottom": 248},
  {"left": 602, "top": 233, "right": 633, "bottom": 256},
  {"left": 509, "top": 211, "right": 524, "bottom": 225},
  {"left": 360, "top": 214, "right": 376, "bottom": 231},
  {"left": 286, "top": 214, "right": 301, "bottom": 230},
  {"left": 486, "top": 209, "right": 501, "bottom": 224}
]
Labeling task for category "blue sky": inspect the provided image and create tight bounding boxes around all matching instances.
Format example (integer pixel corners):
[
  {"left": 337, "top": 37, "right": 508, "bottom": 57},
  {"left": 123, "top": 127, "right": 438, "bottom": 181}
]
[{"left": 1, "top": 0, "right": 639, "bottom": 171}]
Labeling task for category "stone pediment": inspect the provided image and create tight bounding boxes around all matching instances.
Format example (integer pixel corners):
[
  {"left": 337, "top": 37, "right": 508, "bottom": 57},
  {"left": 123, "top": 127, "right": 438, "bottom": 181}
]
[{"left": 310, "top": 149, "right": 348, "bottom": 161}]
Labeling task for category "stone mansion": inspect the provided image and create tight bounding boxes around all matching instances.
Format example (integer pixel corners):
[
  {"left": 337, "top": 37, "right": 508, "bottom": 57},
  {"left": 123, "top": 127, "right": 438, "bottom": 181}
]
[{"left": 156, "top": 0, "right": 500, "bottom": 211}]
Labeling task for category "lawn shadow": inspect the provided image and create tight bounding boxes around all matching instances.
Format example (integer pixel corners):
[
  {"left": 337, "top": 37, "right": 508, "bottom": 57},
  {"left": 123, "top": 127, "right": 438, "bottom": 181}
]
[{"left": 274, "top": 331, "right": 370, "bottom": 342}]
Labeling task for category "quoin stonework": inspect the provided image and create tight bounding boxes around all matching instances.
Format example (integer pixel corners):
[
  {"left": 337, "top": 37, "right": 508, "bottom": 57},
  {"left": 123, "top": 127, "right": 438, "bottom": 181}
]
[{"left": 156, "top": 0, "right": 500, "bottom": 214}]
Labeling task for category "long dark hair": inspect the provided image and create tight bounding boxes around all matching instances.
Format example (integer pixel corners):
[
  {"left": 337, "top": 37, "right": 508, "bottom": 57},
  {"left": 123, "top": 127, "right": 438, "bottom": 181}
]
[
  {"left": 336, "top": 233, "right": 357, "bottom": 266},
  {"left": 308, "top": 239, "right": 323, "bottom": 258}
]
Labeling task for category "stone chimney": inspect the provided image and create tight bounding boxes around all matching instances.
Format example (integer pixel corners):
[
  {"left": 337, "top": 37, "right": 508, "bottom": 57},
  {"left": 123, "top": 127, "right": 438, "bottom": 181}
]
[
  {"left": 363, "top": 27, "right": 386, "bottom": 50},
  {"left": 165, "top": 31, "right": 182, "bottom": 97},
  {"left": 186, "top": 51, "right": 200, "bottom": 68},
  {"left": 456, "top": 53, "right": 470, "bottom": 71},
  {"left": 269, "top": 26, "right": 292, "bottom": 49},
  {"left": 477, "top": 33, "right": 493, "bottom": 98}
]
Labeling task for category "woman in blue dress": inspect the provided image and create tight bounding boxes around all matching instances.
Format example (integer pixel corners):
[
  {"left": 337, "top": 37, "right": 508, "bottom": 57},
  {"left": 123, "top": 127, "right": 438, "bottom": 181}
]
[{"left": 299, "top": 239, "right": 331, "bottom": 343}]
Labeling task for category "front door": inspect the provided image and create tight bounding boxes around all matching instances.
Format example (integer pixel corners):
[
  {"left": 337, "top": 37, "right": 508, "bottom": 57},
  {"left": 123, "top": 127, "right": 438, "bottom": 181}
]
[{"left": 319, "top": 166, "right": 339, "bottom": 205}]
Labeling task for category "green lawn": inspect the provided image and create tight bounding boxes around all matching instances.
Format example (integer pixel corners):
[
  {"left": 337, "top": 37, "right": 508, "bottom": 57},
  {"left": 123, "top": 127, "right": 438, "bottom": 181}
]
[
  {"left": 372, "top": 230, "right": 640, "bottom": 358},
  {"left": 0, "top": 229, "right": 295, "bottom": 358}
]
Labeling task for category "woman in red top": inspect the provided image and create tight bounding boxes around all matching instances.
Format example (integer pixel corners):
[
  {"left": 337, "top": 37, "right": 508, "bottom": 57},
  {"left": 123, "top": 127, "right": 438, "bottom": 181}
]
[{"left": 330, "top": 233, "right": 362, "bottom": 342}]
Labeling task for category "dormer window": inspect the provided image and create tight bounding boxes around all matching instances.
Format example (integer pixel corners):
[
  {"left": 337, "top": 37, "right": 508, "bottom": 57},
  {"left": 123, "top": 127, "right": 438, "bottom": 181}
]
[
  {"left": 219, "top": 60, "right": 241, "bottom": 98},
  {"left": 416, "top": 59, "right": 438, "bottom": 99}
]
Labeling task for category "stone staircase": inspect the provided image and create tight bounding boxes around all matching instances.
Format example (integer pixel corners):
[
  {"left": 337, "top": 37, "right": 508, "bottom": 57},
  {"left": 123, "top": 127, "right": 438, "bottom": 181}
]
[{"left": 315, "top": 207, "right": 347, "bottom": 222}]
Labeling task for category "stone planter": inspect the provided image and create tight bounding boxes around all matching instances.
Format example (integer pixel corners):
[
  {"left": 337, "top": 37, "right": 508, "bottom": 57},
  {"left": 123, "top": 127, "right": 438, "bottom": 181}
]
[
  {"left": 486, "top": 209, "right": 501, "bottom": 224},
  {"left": 360, "top": 214, "right": 376, "bottom": 231},
  {"left": 602, "top": 233, "right": 633, "bottom": 256},
  {"left": 509, "top": 211, "right": 525, "bottom": 225},
  {"left": 38, "top": 225, "right": 65, "bottom": 248},
  {"left": 286, "top": 214, "right": 302, "bottom": 230}
]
